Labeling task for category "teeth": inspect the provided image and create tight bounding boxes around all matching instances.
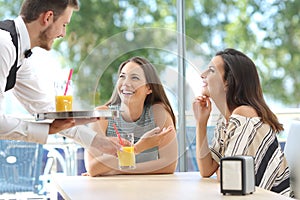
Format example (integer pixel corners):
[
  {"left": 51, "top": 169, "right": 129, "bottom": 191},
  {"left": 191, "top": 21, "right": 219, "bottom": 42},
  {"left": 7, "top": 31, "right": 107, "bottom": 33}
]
[{"left": 122, "top": 90, "right": 133, "bottom": 95}]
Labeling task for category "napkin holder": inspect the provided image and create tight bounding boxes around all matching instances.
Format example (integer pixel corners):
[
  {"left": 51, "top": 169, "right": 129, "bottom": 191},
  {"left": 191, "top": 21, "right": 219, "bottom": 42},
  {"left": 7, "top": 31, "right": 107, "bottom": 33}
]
[{"left": 220, "top": 155, "right": 255, "bottom": 195}]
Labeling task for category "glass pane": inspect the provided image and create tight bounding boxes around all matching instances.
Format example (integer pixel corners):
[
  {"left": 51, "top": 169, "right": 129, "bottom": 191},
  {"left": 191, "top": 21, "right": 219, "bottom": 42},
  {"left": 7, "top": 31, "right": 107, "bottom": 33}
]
[
  {"left": 185, "top": 0, "right": 300, "bottom": 171},
  {"left": 68, "top": 0, "right": 178, "bottom": 109}
]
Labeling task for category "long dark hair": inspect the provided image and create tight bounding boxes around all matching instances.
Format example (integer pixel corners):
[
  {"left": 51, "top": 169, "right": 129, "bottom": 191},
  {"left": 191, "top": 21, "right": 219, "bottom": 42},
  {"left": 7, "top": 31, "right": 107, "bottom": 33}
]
[
  {"left": 106, "top": 56, "right": 176, "bottom": 127},
  {"left": 20, "top": 0, "right": 79, "bottom": 23},
  {"left": 216, "top": 48, "right": 283, "bottom": 132}
]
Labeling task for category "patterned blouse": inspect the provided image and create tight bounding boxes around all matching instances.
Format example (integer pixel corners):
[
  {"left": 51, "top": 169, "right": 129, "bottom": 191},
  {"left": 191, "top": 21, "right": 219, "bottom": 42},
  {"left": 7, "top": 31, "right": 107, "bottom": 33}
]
[{"left": 210, "top": 114, "right": 292, "bottom": 197}]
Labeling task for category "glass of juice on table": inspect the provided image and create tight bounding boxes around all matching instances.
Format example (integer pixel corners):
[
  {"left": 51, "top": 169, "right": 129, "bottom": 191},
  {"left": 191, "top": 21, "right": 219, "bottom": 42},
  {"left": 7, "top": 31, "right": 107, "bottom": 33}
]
[
  {"left": 117, "top": 132, "right": 136, "bottom": 169},
  {"left": 55, "top": 81, "right": 73, "bottom": 112}
]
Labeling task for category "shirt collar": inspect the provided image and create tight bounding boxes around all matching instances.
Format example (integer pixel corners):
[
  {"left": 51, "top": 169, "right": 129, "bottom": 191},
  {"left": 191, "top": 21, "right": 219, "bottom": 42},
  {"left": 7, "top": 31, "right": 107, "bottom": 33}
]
[{"left": 14, "top": 16, "right": 31, "bottom": 61}]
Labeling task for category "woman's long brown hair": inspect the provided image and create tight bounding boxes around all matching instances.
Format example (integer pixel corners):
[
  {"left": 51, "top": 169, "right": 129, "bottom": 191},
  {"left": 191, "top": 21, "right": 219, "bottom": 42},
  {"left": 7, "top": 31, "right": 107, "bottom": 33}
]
[
  {"left": 216, "top": 48, "right": 283, "bottom": 132},
  {"left": 106, "top": 56, "right": 176, "bottom": 128}
]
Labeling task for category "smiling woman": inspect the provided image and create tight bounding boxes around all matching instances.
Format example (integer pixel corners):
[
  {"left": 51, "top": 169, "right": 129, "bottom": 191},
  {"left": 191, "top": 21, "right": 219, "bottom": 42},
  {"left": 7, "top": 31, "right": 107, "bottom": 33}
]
[{"left": 84, "top": 56, "right": 178, "bottom": 176}]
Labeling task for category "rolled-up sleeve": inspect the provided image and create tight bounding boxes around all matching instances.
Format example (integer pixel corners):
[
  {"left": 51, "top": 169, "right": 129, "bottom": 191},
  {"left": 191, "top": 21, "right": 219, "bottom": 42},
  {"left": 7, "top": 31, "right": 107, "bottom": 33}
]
[
  {"left": 0, "top": 114, "right": 49, "bottom": 144},
  {"left": 59, "top": 125, "right": 97, "bottom": 148}
]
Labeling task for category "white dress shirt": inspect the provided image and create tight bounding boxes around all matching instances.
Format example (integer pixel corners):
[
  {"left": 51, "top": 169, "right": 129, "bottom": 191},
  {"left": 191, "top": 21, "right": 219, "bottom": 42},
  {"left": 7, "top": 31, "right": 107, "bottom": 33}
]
[
  {"left": 0, "top": 16, "right": 51, "bottom": 143},
  {"left": 0, "top": 16, "right": 96, "bottom": 147}
]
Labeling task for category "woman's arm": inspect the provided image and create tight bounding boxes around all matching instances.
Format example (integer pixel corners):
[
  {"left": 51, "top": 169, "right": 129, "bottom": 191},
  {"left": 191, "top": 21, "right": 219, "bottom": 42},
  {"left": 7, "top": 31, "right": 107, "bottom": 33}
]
[
  {"left": 131, "top": 130, "right": 177, "bottom": 174},
  {"left": 84, "top": 149, "right": 119, "bottom": 176},
  {"left": 195, "top": 123, "right": 219, "bottom": 177},
  {"left": 84, "top": 105, "right": 120, "bottom": 176},
  {"left": 119, "top": 103, "right": 178, "bottom": 174},
  {"left": 85, "top": 104, "right": 178, "bottom": 176},
  {"left": 134, "top": 126, "right": 172, "bottom": 155},
  {"left": 85, "top": 126, "right": 177, "bottom": 176},
  {"left": 193, "top": 96, "right": 219, "bottom": 177}
]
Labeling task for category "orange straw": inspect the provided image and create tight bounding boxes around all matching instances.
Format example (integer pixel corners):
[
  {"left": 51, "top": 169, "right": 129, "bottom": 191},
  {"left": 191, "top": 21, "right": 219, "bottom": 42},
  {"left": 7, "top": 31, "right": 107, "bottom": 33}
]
[
  {"left": 113, "top": 123, "right": 124, "bottom": 146},
  {"left": 64, "top": 68, "right": 73, "bottom": 96}
]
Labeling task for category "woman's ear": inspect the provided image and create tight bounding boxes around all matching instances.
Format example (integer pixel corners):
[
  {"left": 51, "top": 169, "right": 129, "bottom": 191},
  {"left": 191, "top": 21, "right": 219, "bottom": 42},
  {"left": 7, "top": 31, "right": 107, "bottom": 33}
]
[{"left": 146, "top": 85, "right": 152, "bottom": 95}]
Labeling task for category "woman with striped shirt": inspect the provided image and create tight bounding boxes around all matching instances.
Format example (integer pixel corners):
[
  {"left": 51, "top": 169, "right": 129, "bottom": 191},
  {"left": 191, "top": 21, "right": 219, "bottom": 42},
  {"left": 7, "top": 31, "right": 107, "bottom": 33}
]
[{"left": 193, "top": 48, "right": 293, "bottom": 197}]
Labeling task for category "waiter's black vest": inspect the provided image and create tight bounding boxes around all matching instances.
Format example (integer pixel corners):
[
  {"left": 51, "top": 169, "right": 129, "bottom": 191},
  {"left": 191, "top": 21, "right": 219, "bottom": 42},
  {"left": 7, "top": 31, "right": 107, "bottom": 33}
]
[{"left": 0, "top": 20, "right": 19, "bottom": 92}]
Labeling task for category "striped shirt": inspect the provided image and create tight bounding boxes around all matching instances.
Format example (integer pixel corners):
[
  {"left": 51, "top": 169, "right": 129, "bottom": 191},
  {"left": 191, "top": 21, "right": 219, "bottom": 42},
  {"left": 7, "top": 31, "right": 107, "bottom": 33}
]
[
  {"left": 106, "top": 105, "right": 159, "bottom": 163},
  {"left": 210, "top": 114, "right": 292, "bottom": 197}
]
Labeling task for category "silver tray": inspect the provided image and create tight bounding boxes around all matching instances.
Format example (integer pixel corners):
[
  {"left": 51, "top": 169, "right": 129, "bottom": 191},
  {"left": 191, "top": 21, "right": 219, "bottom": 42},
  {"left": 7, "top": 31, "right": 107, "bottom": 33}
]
[{"left": 34, "top": 110, "right": 120, "bottom": 121}]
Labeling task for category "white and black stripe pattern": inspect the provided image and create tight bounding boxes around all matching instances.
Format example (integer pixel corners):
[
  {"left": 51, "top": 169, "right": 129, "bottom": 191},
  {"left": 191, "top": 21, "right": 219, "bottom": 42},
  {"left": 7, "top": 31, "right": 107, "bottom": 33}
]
[{"left": 210, "top": 114, "right": 292, "bottom": 197}]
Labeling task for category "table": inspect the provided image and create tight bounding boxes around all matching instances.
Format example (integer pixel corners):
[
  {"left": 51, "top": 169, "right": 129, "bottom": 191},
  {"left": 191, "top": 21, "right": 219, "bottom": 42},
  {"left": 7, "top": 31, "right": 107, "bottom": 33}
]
[{"left": 53, "top": 172, "right": 292, "bottom": 200}]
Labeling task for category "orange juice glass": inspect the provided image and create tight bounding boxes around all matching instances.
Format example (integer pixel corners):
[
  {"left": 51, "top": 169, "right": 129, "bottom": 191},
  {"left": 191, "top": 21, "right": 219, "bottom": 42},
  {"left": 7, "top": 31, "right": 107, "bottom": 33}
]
[
  {"left": 54, "top": 80, "right": 73, "bottom": 112},
  {"left": 55, "top": 95, "right": 73, "bottom": 111},
  {"left": 117, "top": 133, "right": 135, "bottom": 169}
]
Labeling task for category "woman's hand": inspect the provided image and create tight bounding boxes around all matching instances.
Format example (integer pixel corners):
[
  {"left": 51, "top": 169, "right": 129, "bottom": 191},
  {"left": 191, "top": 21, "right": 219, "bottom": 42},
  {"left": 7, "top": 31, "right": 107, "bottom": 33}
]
[
  {"left": 109, "top": 137, "right": 132, "bottom": 147},
  {"left": 89, "top": 135, "right": 123, "bottom": 157},
  {"left": 192, "top": 95, "right": 212, "bottom": 124},
  {"left": 134, "top": 126, "right": 173, "bottom": 154}
]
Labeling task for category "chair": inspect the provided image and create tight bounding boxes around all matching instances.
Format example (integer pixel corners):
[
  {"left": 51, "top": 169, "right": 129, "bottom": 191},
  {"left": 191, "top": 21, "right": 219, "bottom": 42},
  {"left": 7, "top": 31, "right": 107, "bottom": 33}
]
[
  {"left": 0, "top": 140, "right": 44, "bottom": 195},
  {"left": 284, "top": 120, "right": 300, "bottom": 198}
]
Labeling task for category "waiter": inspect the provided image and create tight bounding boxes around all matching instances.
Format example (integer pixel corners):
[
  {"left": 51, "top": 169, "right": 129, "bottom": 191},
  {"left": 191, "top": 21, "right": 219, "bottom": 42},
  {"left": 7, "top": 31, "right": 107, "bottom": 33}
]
[{"left": 0, "top": 0, "right": 120, "bottom": 155}]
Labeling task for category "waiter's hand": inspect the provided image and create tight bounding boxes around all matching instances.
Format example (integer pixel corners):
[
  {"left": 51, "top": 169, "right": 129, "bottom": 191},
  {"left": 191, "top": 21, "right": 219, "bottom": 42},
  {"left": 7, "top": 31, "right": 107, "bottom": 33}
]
[{"left": 49, "top": 118, "right": 98, "bottom": 134}]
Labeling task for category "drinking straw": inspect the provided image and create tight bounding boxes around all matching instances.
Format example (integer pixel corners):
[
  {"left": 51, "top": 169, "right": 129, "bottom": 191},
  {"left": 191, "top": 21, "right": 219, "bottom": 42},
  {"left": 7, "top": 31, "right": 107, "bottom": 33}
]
[
  {"left": 64, "top": 68, "right": 73, "bottom": 96},
  {"left": 113, "top": 123, "right": 124, "bottom": 146}
]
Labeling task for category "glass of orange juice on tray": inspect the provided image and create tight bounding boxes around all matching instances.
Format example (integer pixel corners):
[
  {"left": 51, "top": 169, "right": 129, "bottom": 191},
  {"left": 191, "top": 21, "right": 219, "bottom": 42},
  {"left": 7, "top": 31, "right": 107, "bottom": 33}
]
[
  {"left": 117, "top": 132, "right": 136, "bottom": 169},
  {"left": 55, "top": 69, "right": 74, "bottom": 112},
  {"left": 54, "top": 80, "right": 73, "bottom": 112}
]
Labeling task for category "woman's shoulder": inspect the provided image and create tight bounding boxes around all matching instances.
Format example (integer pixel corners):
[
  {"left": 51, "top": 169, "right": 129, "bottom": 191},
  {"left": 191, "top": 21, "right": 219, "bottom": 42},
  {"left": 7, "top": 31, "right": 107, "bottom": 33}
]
[
  {"left": 151, "top": 103, "right": 175, "bottom": 126},
  {"left": 150, "top": 103, "right": 169, "bottom": 113},
  {"left": 232, "top": 105, "right": 258, "bottom": 118}
]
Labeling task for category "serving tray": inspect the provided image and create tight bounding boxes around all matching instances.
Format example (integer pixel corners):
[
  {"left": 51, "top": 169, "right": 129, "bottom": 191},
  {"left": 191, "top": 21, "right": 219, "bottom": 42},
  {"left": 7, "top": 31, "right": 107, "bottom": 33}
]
[{"left": 34, "top": 109, "right": 120, "bottom": 121}]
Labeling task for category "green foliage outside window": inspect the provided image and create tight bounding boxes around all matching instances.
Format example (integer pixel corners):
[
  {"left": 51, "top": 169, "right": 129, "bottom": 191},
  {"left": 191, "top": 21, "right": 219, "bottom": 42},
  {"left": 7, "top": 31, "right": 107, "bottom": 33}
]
[{"left": 1, "top": 0, "right": 300, "bottom": 108}]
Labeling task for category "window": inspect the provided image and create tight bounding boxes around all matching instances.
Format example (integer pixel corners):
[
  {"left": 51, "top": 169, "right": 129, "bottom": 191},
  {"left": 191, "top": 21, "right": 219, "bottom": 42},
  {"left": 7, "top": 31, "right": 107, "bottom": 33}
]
[{"left": 3, "top": 0, "right": 300, "bottom": 172}]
